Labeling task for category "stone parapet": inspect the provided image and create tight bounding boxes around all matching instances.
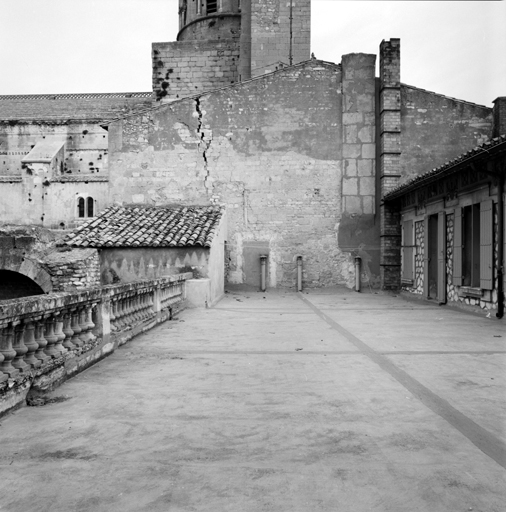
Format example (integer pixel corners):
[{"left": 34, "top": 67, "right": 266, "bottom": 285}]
[{"left": 0, "top": 273, "right": 192, "bottom": 417}]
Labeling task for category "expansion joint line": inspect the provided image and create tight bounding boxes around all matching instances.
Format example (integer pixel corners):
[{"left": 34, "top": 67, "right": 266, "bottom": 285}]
[
  {"left": 195, "top": 97, "right": 212, "bottom": 194},
  {"left": 297, "top": 292, "right": 506, "bottom": 470}
]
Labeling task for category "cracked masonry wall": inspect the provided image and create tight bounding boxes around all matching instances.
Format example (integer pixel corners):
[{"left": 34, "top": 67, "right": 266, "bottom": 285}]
[{"left": 109, "top": 61, "right": 374, "bottom": 289}]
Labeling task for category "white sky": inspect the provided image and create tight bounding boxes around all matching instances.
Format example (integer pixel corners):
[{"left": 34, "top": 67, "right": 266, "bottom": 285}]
[{"left": 0, "top": 0, "right": 504, "bottom": 106}]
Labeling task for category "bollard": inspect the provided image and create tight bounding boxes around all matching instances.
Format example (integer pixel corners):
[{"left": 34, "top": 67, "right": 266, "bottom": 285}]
[
  {"left": 260, "top": 254, "right": 267, "bottom": 292},
  {"left": 296, "top": 255, "right": 303, "bottom": 292},
  {"left": 355, "top": 256, "right": 361, "bottom": 292}
]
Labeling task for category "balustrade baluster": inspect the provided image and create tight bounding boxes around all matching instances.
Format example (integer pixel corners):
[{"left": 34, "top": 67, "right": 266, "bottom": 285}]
[
  {"left": 116, "top": 296, "right": 125, "bottom": 330},
  {"left": 23, "top": 320, "right": 41, "bottom": 369},
  {"left": 85, "top": 304, "right": 96, "bottom": 342},
  {"left": 110, "top": 299, "right": 117, "bottom": 332},
  {"left": 62, "top": 311, "right": 75, "bottom": 350},
  {"left": 77, "top": 307, "right": 90, "bottom": 344},
  {"left": 70, "top": 309, "right": 83, "bottom": 347},
  {"left": 33, "top": 317, "right": 50, "bottom": 364},
  {"left": 44, "top": 315, "right": 60, "bottom": 357},
  {"left": 53, "top": 313, "right": 67, "bottom": 355},
  {"left": 12, "top": 321, "right": 30, "bottom": 373},
  {"left": 0, "top": 323, "right": 19, "bottom": 379}
]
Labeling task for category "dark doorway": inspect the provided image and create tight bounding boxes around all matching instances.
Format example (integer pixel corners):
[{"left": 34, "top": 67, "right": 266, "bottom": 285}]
[
  {"left": 427, "top": 214, "right": 439, "bottom": 299},
  {"left": 0, "top": 270, "right": 45, "bottom": 300}
]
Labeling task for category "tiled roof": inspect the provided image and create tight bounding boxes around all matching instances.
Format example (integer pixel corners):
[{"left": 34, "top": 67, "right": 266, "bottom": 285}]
[
  {"left": 0, "top": 92, "right": 153, "bottom": 123},
  {"left": 62, "top": 205, "right": 224, "bottom": 248},
  {"left": 384, "top": 135, "right": 506, "bottom": 200}
]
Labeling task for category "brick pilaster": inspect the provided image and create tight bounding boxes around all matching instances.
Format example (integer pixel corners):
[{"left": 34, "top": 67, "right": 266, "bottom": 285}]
[{"left": 379, "top": 38, "right": 401, "bottom": 289}]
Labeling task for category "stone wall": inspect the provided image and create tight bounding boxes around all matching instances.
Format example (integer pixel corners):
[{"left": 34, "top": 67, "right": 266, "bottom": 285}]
[
  {"left": 400, "top": 86, "right": 493, "bottom": 185},
  {"left": 250, "top": 0, "right": 310, "bottom": 76},
  {"left": 43, "top": 249, "right": 101, "bottom": 292},
  {"left": 152, "top": 40, "right": 240, "bottom": 102},
  {"left": 402, "top": 220, "right": 424, "bottom": 295},
  {"left": 110, "top": 60, "right": 377, "bottom": 289},
  {"left": 0, "top": 122, "right": 109, "bottom": 177}
]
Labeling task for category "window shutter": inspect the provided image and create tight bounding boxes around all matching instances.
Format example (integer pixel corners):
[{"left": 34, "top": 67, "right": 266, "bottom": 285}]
[
  {"left": 402, "top": 220, "right": 414, "bottom": 280},
  {"left": 453, "top": 207, "right": 463, "bottom": 286},
  {"left": 424, "top": 216, "right": 430, "bottom": 297},
  {"left": 480, "top": 199, "right": 493, "bottom": 290},
  {"left": 437, "top": 211, "right": 446, "bottom": 303}
]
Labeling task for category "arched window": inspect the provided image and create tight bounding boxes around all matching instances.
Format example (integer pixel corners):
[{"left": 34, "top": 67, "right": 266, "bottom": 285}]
[
  {"left": 77, "top": 195, "right": 96, "bottom": 218},
  {"left": 78, "top": 197, "right": 86, "bottom": 218},
  {"left": 87, "top": 196, "right": 94, "bottom": 217}
]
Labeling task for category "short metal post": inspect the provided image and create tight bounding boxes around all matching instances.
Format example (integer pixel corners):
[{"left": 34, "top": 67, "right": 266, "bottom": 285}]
[
  {"left": 355, "top": 256, "right": 361, "bottom": 292},
  {"left": 296, "top": 256, "right": 303, "bottom": 292},
  {"left": 260, "top": 255, "right": 267, "bottom": 292}
]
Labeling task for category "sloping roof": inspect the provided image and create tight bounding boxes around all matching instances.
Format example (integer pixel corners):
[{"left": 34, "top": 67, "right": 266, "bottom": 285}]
[
  {"left": 22, "top": 139, "right": 65, "bottom": 163},
  {"left": 384, "top": 135, "right": 506, "bottom": 201},
  {"left": 0, "top": 92, "right": 153, "bottom": 123},
  {"left": 62, "top": 205, "right": 224, "bottom": 248}
]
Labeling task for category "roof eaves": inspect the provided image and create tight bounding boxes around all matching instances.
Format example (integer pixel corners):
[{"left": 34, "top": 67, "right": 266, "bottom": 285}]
[{"left": 384, "top": 136, "right": 506, "bottom": 201}]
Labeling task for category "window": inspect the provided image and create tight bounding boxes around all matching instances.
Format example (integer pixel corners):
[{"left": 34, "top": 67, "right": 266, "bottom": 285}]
[
  {"left": 77, "top": 195, "right": 96, "bottom": 218},
  {"left": 453, "top": 200, "right": 493, "bottom": 290},
  {"left": 207, "top": 0, "right": 217, "bottom": 14},
  {"left": 462, "top": 204, "right": 480, "bottom": 287}
]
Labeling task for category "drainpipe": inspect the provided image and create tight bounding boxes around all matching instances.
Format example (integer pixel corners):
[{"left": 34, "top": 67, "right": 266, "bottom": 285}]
[
  {"left": 497, "top": 172, "right": 504, "bottom": 319},
  {"left": 355, "top": 256, "right": 361, "bottom": 293},
  {"left": 296, "top": 255, "right": 303, "bottom": 292},
  {"left": 260, "top": 255, "right": 267, "bottom": 292}
]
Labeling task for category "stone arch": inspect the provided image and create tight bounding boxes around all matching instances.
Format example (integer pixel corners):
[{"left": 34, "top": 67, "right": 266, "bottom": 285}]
[
  {"left": 0, "top": 270, "right": 46, "bottom": 300},
  {"left": 1, "top": 258, "right": 53, "bottom": 295}
]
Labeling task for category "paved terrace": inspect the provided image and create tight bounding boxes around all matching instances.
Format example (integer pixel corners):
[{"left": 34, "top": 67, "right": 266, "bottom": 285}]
[{"left": 1, "top": 287, "right": 505, "bottom": 512}]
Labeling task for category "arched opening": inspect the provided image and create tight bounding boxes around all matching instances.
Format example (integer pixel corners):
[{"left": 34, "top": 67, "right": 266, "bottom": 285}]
[
  {"left": 0, "top": 270, "right": 46, "bottom": 300},
  {"left": 77, "top": 195, "right": 96, "bottom": 218}
]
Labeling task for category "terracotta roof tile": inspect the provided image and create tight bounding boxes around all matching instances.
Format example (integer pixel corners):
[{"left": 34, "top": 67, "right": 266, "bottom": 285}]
[
  {"left": 0, "top": 92, "right": 153, "bottom": 123},
  {"left": 62, "top": 205, "right": 224, "bottom": 248}
]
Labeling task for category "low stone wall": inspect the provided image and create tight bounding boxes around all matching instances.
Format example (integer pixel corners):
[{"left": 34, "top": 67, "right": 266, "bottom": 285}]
[{"left": 0, "top": 273, "right": 192, "bottom": 417}]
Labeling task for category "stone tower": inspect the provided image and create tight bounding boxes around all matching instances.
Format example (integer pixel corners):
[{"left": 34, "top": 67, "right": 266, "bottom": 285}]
[{"left": 152, "top": 0, "right": 311, "bottom": 101}]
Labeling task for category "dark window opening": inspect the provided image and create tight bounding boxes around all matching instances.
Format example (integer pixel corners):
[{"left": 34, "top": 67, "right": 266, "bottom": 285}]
[
  {"left": 87, "top": 197, "right": 94, "bottom": 217},
  {"left": 78, "top": 197, "right": 85, "bottom": 218},
  {"left": 77, "top": 196, "right": 95, "bottom": 218},
  {"left": 207, "top": 0, "right": 217, "bottom": 14},
  {"left": 462, "top": 203, "right": 480, "bottom": 287}
]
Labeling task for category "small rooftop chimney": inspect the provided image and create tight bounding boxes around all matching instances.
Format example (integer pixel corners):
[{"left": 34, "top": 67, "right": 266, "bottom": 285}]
[{"left": 492, "top": 97, "right": 506, "bottom": 138}]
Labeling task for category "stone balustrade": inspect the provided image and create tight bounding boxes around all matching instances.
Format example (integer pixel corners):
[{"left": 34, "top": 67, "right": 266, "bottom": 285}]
[{"left": 0, "top": 273, "right": 191, "bottom": 415}]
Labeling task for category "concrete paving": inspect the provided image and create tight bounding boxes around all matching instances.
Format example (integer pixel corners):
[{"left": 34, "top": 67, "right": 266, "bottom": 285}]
[{"left": 0, "top": 287, "right": 505, "bottom": 512}]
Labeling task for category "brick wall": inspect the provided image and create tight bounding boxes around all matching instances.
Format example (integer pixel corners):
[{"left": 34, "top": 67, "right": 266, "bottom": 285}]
[
  {"left": 43, "top": 248, "right": 101, "bottom": 292},
  {"left": 152, "top": 40, "right": 240, "bottom": 101},
  {"left": 109, "top": 61, "right": 370, "bottom": 289}
]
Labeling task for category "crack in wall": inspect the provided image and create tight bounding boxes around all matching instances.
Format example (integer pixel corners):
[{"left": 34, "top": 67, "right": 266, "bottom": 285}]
[{"left": 195, "top": 97, "right": 213, "bottom": 196}]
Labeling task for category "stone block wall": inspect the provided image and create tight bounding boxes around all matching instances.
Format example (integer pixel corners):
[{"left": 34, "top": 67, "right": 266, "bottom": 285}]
[
  {"left": 152, "top": 40, "right": 240, "bottom": 102},
  {"left": 250, "top": 0, "right": 310, "bottom": 76},
  {"left": 109, "top": 60, "right": 370, "bottom": 288},
  {"left": 341, "top": 53, "right": 376, "bottom": 216}
]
